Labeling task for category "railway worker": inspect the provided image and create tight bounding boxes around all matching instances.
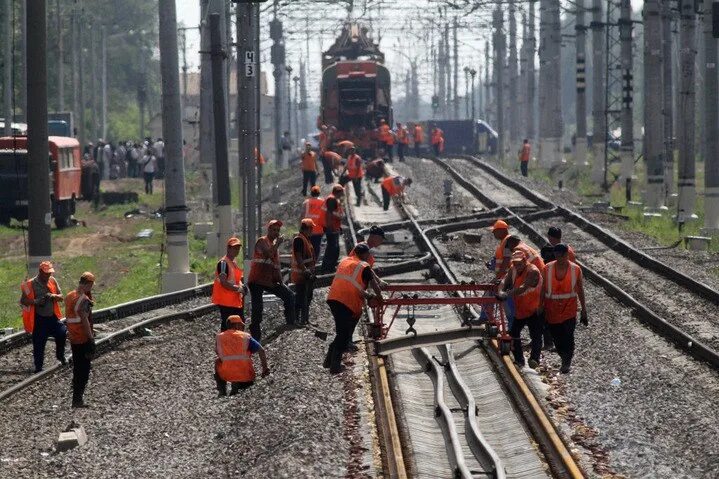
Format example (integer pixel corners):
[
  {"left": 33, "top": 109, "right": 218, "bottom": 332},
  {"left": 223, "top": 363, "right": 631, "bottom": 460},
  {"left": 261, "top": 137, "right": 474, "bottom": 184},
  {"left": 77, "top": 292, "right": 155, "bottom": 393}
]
[
  {"left": 321, "top": 184, "right": 346, "bottom": 272},
  {"left": 381, "top": 175, "right": 413, "bottom": 211},
  {"left": 396, "top": 122, "right": 410, "bottom": 162},
  {"left": 497, "top": 252, "right": 543, "bottom": 369},
  {"left": 20, "top": 261, "right": 66, "bottom": 373},
  {"left": 212, "top": 237, "right": 246, "bottom": 331},
  {"left": 505, "top": 235, "right": 545, "bottom": 271},
  {"left": 324, "top": 244, "right": 382, "bottom": 374},
  {"left": 518, "top": 139, "right": 531, "bottom": 177},
  {"left": 541, "top": 243, "right": 588, "bottom": 374},
  {"left": 319, "top": 125, "right": 330, "bottom": 153},
  {"left": 215, "top": 315, "right": 270, "bottom": 396},
  {"left": 431, "top": 127, "right": 445, "bottom": 157},
  {"left": 365, "top": 157, "right": 386, "bottom": 183},
  {"left": 248, "top": 220, "right": 296, "bottom": 342},
  {"left": 300, "top": 142, "right": 319, "bottom": 196},
  {"left": 292, "top": 219, "right": 318, "bottom": 325},
  {"left": 322, "top": 150, "right": 341, "bottom": 184},
  {"left": 489, "top": 220, "right": 512, "bottom": 281},
  {"left": 540, "top": 226, "right": 576, "bottom": 264},
  {"left": 65, "top": 272, "right": 96, "bottom": 408},
  {"left": 413, "top": 123, "right": 424, "bottom": 157},
  {"left": 302, "top": 186, "right": 325, "bottom": 260},
  {"left": 378, "top": 119, "right": 394, "bottom": 162},
  {"left": 346, "top": 147, "right": 364, "bottom": 207}
]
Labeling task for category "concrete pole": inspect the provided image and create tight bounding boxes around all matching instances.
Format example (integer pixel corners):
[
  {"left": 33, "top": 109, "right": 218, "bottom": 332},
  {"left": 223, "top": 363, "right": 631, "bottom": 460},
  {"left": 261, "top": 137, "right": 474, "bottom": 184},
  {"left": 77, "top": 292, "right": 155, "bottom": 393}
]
[
  {"left": 703, "top": 0, "right": 719, "bottom": 231},
  {"left": 19, "top": 0, "right": 27, "bottom": 122},
  {"left": 78, "top": 4, "right": 86, "bottom": 148},
  {"left": 286, "top": 66, "right": 292, "bottom": 141},
  {"left": 56, "top": 0, "right": 64, "bottom": 112},
  {"left": 453, "top": 17, "right": 459, "bottom": 120},
  {"left": 575, "top": 0, "right": 588, "bottom": 167},
  {"left": 538, "top": 0, "right": 563, "bottom": 167},
  {"left": 26, "top": 0, "right": 52, "bottom": 268},
  {"left": 618, "top": 0, "right": 634, "bottom": 185},
  {"left": 300, "top": 60, "right": 308, "bottom": 141},
  {"left": 464, "top": 69, "right": 470, "bottom": 118},
  {"left": 591, "top": 0, "right": 606, "bottom": 182},
  {"left": 101, "top": 26, "right": 107, "bottom": 140},
  {"left": 71, "top": 2, "right": 78, "bottom": 138},
  {"left": 676, "top": 0, "right": 697, "bottom": 222},
  {"left": 643, "top": 0, "right": 665, "bottom": 210},
  {"left": 438, "top": 37, "right": 446, "bottom": 118},
  {"left": 253, "top": 5, "right": 262, "bottom": 236},
  {"left": 527, "top": 0, "right": 537, "bottom": 142},
  {"left": 158, "top": 0, "right": 197, "bottom": 292},
  {"left": 661, "top": 0, "right": 675, "bottom": 198},
  {"left": 89, "top": 26, "right": 96, "bottom": 140},
  {"left": 508, "top": 0, "right": 519, "bottom": 152},
  {"left": 293, "top": 76, "right": 299, "bottom": 142},
  {"left": 271, "top": 4, "right": 285, "bottom": 167},
  {"left": 484, "top": 41, "right": 491, "bottom": 123},
  {"left": 494, "top": 7, "right": 505, "bottom": 163},
  {"left": 445, "top": 24, "right": 452, "bottom": 118},
  {"left": 519, "top": 13, "right": 527, "bottom": 138},
  {"left": 411, "top": 61, "right": 419, "bottom": 119},
  {"left": 138, "top": 50, "right": 146, "bottom": 139},
  {"left": 181, "top": 29, "right": 188, "bottom": 111},
  {"left": 3, "top": 0, "right": 12, "bottom": 136}
]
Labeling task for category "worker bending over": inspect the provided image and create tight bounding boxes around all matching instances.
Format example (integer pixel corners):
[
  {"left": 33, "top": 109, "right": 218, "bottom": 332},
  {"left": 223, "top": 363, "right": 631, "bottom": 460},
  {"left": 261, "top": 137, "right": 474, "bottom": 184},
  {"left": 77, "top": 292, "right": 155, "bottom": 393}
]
[
  {"left": 292, "top": 219, "right": 317, "bottom": 325},
  {"left": 497, "top": 252, "right": 543, "bottom": 369},
  {"left": 300, "top": 142, "right": 319, "bottom": 196},
  {"left": 215, "top": 315, "right": 269, "bottom": 396},
  {"left": 505, "top": 235, "right": 545, "bottom": 271},
  {"left": 212, "top": 237, "right": 246, "bottom": 331},
  {"left": 322, "top": 150, "right": 341, "bottom": 184},
  {"left": 381, "top": 175, "right": 412, "bottom": 211},
  {"left": 65, "top": 272, "right": 96, "bottom": 408},
  {"left": 302, "top": 185, "right": 325, "bottom": 261},
  {"left": 542, "top": 243, "right": 588, "bottom": 374},
  {"left": 320, "top": 184, "right": 345, "bottom": 272},
  {"left": 248, "top": 220, "right": 296, "bottom": 342},
  {"left": 20, "top": 261, "right": 66, "bottom": 373},
  {"left": 346, "top": 147, "right": 364, "bottom": 207},
  {"left": 324, "top": 244, "right": 382, "bottom": 373}
]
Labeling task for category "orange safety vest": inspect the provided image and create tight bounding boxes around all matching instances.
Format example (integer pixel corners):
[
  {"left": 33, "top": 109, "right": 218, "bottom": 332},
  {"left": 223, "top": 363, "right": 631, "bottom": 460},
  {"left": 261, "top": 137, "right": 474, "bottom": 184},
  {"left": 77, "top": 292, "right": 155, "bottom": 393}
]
[
  {"left": 350, "top": 242, "right": 375, "bottom": 268},
  {"left": 323, "top": 150, "right": 342, "bottom": 169},
  {"left": 319, "top": 131, "right": 329, "bottom": 152},
  {"left": 212, "top": 256, "right": 244, "bottom": 308},
  {"left": 520, "top": 144, "right": 531, "bottom": 162},
  {"left": 495, "top": 236, "right": 510, "bottom": 278},
  {"left": 320, "top": 194, "right": 344, "bottom": 233},
  {"left": 291, "top": 234, "right": 315, "bottom": 284},
  {"left": 510, "top": 264, "right": 542, "bottom": 320},
  {"left": 20, "top": 277, "right": 63, "bottom": 333},
  {"left": 431, "top": 129, "right": 444, "bottom": 145},
  {"left": 396, "top": 128, "right": 409, "bottom": 145},
  {"left": 327, "top": 256, "right": 369, "bottom": 317},
  {"left": 301, "top": 151, "right": 318, "bottom": 172},
  {"left": 413, "top": 125, "right": 424, "bottom": 143},
  {"left": 347, "top": 153, "right": 364, "bottom": 179},
  {"left": 543, "top": 261, "right": 582, "bottom": 324},
  {"left": 381, "top": 176, "right": 404, "bottom": 197},
  {"left": 379, "top": 124, "right": 393, "bottom": 143},
  {"left": 514, "top": 242, "right": 545, "bottom": 271},
  {"left": 215, "top": 330, "right": 255, "bottom": 383},
  {"left": 65, "top": 290, "right": 93, "bottom": 345},
  {"left": 248, "top": 236, "right": 281, "bottom": 287},
  {"left": 302, "top": 197, "right": 325, "bottom": 235},
  {"left": 254, "top": 148, "right": 265, "bottom": 166}
]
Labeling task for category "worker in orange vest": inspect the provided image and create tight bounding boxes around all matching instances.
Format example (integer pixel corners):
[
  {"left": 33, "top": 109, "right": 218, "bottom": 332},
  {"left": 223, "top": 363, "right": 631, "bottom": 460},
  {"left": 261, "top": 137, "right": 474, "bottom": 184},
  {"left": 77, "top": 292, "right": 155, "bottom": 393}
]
[
  {"left": 505, "top": 235, "right": 545, "bottom": 271},
  {"left": 376, "top": 119, "right": 394, "bottom": 162},
  {"left": 497, "top": 252, "right": 543, "bottom": 369},
  {"left": 413, "top": 123, "right": 424, "bottom": 157},
  {"left": 254, "top": 147, "right": 266, "bottom": 166},
  {"left": 395, "top": 122, "right": 410, "bottom": 162},
  {"left": 345, "top": 146, "right": 364, "bottom": 207},
  {"left": 64, "top": 272, "right": 96, "bottom": 408},
  {"left": 518, "top": 139, "right": 531, "bottom": 177},
  {"left": 248, "top": 220, "right": 296, "bottom": 342},
  {"left": 212, "top": 237, "right": 246, "bottom": 331},
  {"left": 381, "top": 175, "right": 413, "bottom": 211},
  {"left": 541, "top": 243, "right": 588, "bottom": 374},
  {"left": 215, "top": 315, "right": 269, "bottom": 396},
  {"left": 488, "top": 220, "right": 512, "bottom": 280},
  {"left": 300, "top": 142, "right": 319, "bottom": 196},
  {"left": 431, "top": 126, "right": 445, "bottom": 157},
  {"left": 321, "top": 150, "right": 341, "bottom": 184},
  {"left": 302, "top": 185, "right": 325, "bottom": 260},
  {"left": 292, "top": 218, "right": 317, "bottom": 325},
  {"left": 320, "top": 184, "right": 345, "bottom": 272},
  {"left": 324, "top": 244, "right": 382, "bottom": 373},
  {"left": 20, "top": 261, "right": 66, "bottom": 373},
  {"left": 318, "top": 125, "right": 329, "bottom": 153}
]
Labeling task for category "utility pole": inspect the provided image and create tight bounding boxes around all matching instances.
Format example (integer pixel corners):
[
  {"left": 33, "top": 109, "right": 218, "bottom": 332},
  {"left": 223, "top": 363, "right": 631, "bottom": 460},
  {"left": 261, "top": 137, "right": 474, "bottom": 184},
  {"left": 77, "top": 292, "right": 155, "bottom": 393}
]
[
  {"left": 3, "top": 0, "right": 12, "bottom": 136},
  {"left": 445, "top": 23, "right": 452, "bottom": 118},
  {"left": 591, "top": 0, "right": 605, "bottom": 182},
  {"left": 702, "top": 0, "right": 718, "bottom": 231},
  {"left": 464, "top": 67, "right": 470, "bottom": 118},
  {"left": 285, "top": 65, "right": 293, "bottom": 142},
  {"left": 411, "top": 60, "right": 419, "bottom": 119},
  {"left": 270, "top": 2, "right": 285, "bottom": 167},
  {"left": 89, "top": 25, "right": 97, "bottom": 140},
  {"left": 643, "top": 0, "right": 665, "bottom": 210},
  {"left": 19, "top": 0, "right": 27, "bottom": 122},
  {"left": 676, "top": 0, "right": 697, "bottom": 222},
  {"left": 138, "top": 49, "right": 146, "bottom": 139},
  {"left": 293, "top": 75, "right": 300, "bottom": 142},
  {"left": 661, "top": 0, "right": 675, "bottom": 198},
  {"left": 618, "top": 0, "right": 634, "bottom": 187},
  {"left": 438, "top": 36, "right": 447, "bottom": 118},
  {"left": 470, "top": 68, "right": 477, "bottom": 120},
  {"left": 299, "top": 60, "right": 308, "bottom": 142},
  {"left": 77, "top": 2, "right": 86, "bottom": 148},
  {"left": 56, "top": 0, "right": 64, "bottom": 111},
  {"left": 527, "top": 1, "right": 537, "bottom": 142},
  {"left": 575, "top": 0, "right": 588, "bottom": 166},
  {"left": 493, "top": 7, "right": 505, "bottom": 162},
  {"left": 519, "top": 12, "right": 528, "bottom": 138},
  {"left": 508, "top": 0, "right": 519, "bottom": 153},
  {"left": 158, "top": 0, "right": 196, "bottom": 292},
  {"left": 484, "top": 41, "right": 491, "bottom": 123},
  {"left": 101, "top": 26, "right": 107, "bottom": 140},
  {"left": 180, "top": 28, "right": 188, "bottom": 110},
  {"left": 453, "top": 17, "right": 459, "bottom": 120},
  {"left": 538, "top": 0, "right": 563, "bottom": 167},
  {"left": 27, "top": 0, "right": 52, "bottom": 268}
]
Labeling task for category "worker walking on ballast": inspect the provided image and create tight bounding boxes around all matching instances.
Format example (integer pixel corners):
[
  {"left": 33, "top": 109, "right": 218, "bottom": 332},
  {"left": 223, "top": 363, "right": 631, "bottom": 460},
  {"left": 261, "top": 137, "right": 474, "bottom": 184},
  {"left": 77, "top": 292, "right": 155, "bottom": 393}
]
[
  {"left": 320, "top": 184, "right": 345, "bottom": 272},
  {"left": 248, "top": 220, "right": 296, "bottom": 342},
  {"left": 301, "top": 185, "right": 325, "bottom": 261},
  {"left": 541, "top": 243, "right": 588, "bottom": 374},
  {"left": 215, "top": 315, "right": 269, "bottom": 396},
  {"left": 346, "top": 147, "right": 364, "bottom": 207},
  {"left": 518, "top": 139, "right": 531, "bottom": 177},
  {"left": 212, "top": 237, "right": 246, "bottom": 331},
  {"left": 20, "top": 261, "right": 66, "bottom": 373},
  {"left": 64, "top": 272, "right": 96, "bottom": 408},
  {"left": 300, "top": 142, "right": 319, "bottom": 196},
  {"left": 292, "top": 219, "right": 317, "bottom": 325},
  {"left": 380, "top": 175, "right": 412, "bottom": 211}
]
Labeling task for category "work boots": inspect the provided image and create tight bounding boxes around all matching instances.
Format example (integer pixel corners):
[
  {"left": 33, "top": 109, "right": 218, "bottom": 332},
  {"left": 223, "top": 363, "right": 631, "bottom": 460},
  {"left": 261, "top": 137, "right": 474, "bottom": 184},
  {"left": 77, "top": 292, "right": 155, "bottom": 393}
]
[{"left": 560, "top": 356, "right": 571, "bottom": 374}]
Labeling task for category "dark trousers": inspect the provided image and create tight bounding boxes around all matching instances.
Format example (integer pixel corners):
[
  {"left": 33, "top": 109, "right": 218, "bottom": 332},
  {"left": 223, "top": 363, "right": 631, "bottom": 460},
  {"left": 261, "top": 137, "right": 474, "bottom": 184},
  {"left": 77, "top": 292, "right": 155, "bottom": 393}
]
[
  {"left": 432, "top": 144, "right": 440, "bottom": 157},
  {"left": 143, "top": 172, "right": 154, "bottom": 194},
  {"left": 32, "top": 314, "right": 67, "bottom": 372},
  {"left": 548, "top": 318, "right": 577, "bottom": 365},
  {"left": 510, "top": 312, "right": 543, "bottom": 365},
  {"left": 385, "top": 142, "right": 394, "bottom": 162},
  {"left": 294, "top": 280, "right": 314, "bottom": 325},
  {"left": 218, "top": 305, "right": 244, "bottom": 332},
  {"left": 398, "top": 143, "right": 406, "bottom": 161},
  {"left": 248, "top": 282, "right": 295, "bottom": 342},
  {"left": 351, "top": 178, "right": 363, "bottom": 206},
  {"left": 321, "top": 231, "right": 340, "bottom": 272},
  {"left": 309, "top": 234, "right": 323, "bottom": 263},
  {"left": 520, "top": 161, "right": 528, "bottom": 177},
  {"left": 71, "top": 342, "right": 93, "bottom": 403},
  {"left": 414, "top": 143, "right": 421, "bottom": 157},
  {"left": 302, "top": 170, "right": 317, "bottom": 195},
  {"left": 325, "top": 300, "right": 360, "bottom": 371},
  {"left": 381, "top": 186, "right": 391, "bottom": 211},
  {"left": 322, "top": 158, "right": 334, "bottom": 184},
  {"left": 128, "top": 160, "right": 138, "bottom": 178}
]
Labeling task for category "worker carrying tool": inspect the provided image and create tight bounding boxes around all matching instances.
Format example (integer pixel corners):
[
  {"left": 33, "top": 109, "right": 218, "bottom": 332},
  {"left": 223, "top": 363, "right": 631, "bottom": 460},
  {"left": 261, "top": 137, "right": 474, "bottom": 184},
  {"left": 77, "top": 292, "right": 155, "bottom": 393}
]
[
  {"left": 497, "top": 252, "right": 543, "bottom": 369},
  {"left": 413, "top": 123, "right": 424, "bottom": 157},
  {"left": 345, "top": 147, "right": 364, "bottom": 207},
  {"left": 300, "top": 142, "right": 319, "bottom": 196},
  {"left": 431, "top": 126, "right": 445, "bottom": 157},
  {"left": 505, "top": 235, "right": 545, "bottom": 271},
  {"left": 212, "top": 237, "right": 246, "bottom": 331},
  {"left": 320, "top": 185, "right": 345, "bottom": 272},
  {"left": 541, "top": 243, "right": 588, "bottom": 374},
  {"left": 20, "top": 261, "right": 66, "bottom": 373},
  {"left": 541, "top": 226, "right": 576, "bottom": 263},
  {"left": 292, "top": 219, "right": 318, "bottom": 326},
  {"left": 302, "top": 186, "right": 325, "bottom": 260},
  {"left": 396, "top": 122, "right": 410, "bottom": 162},
  {"left": 248, "top": 220, "right": 296, "bottom": 342},
  {"left": 518, "top": 139, "right": 531, "bottom": 177},
  {"left": 215, "top": 315, "right": 269, "bottom": 396},
  {"left": 324, "top": 244, "right": 382, "bottom": 374},
  {"left": 378, "top": 119, "right": 394, "bottom": 162},
  {"left": 64, "top": 272, "right": 96, "bottom": 408},
  {"left": 380, "top": 175, "right": 413, "bottom": 211}
]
